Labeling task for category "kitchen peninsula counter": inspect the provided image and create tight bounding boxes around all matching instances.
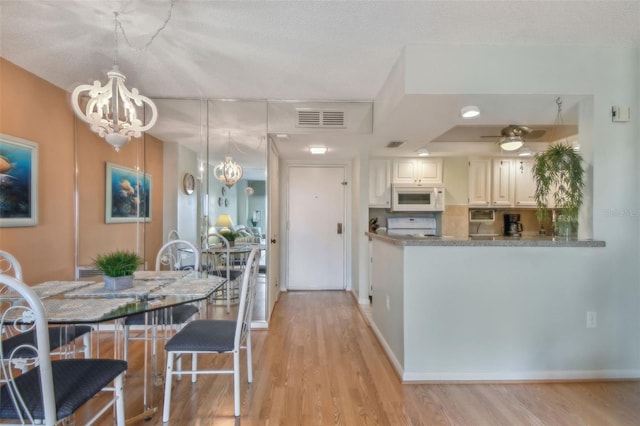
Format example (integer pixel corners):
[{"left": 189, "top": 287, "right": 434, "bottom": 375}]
[
  {"left": 366, "top": 232, "right": 605, "bottom": 247},
  {"left": 367, "top": 229, "right": 610, "bottom": 383}
]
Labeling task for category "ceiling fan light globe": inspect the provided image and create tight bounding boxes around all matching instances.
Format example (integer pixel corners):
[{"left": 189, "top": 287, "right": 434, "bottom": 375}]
[{"left": 500, "top": 136, "right": 524, "bottom": 151}]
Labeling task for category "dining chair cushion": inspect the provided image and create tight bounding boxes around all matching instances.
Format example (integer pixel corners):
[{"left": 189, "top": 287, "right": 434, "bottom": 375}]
[
  {"left": 164, "top": 319, "right": 235, "bottom": 353},
  {"left": 2, "top": 325, "right": 92, "bottom": 358},
  {"left": 0, "top": 358, "right": 127, "bottom": 420},
  {"left": 124, "top": 304, "right": 199, "bottom": 326}
]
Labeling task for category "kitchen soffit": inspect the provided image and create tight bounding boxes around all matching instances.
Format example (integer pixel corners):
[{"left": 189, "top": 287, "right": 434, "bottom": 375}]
[{"left": 430, "top": 124, "right": 579, "bottom": 144}]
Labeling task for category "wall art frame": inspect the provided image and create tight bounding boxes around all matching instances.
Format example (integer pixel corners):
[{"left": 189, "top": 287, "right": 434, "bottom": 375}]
[
  {"left": 105, "top": 162, "right": 152, "bottom": 223},
  {"left": 0, "top": 134, "right": 38, "bottom": 227}
]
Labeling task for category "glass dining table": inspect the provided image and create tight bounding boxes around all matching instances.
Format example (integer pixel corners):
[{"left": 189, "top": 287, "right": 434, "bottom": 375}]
[{"left": 4, "top": 270, "right": 226, "bottom": 422}]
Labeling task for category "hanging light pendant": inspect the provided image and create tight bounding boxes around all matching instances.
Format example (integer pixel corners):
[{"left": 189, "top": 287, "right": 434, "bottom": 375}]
[
  {"left": 214, "top": 133, "right": 243, "bottom": 188},
  {"left": 71, "top": 12, "right": 158, "bottom": 152}
]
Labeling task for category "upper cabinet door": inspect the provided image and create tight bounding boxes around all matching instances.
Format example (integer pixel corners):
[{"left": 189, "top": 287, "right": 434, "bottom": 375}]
[
  {"left": 369, "top": 158, "right": 391, "bottom": 208},
  {"left": 492, "top": 159, "right": 515, "bottom": 207},
  {"left": 468, "top": 159, "right": 492, "bottom": 206},
  {"left": 514, "top": 159, "right": 537, "bottom": 207},
  {"left": 392, "top": 158, "right": 443, "bottom": 184}
]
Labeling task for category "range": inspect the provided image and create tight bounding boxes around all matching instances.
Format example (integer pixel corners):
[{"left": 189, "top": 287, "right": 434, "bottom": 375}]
[{"left": 387, "top": 216, "right": 438, "bottom": 237}]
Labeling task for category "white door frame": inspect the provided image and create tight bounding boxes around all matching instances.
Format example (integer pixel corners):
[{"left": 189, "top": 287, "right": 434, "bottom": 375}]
[{"left": 282, "top": 161, "right": 352, "bottom": 292}]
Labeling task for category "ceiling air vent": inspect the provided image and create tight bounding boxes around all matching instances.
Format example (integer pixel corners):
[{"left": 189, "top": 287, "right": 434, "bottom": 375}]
[
  {"left": 386, "top": 140, "right": 406, "bottom": 148},
  {"left": 296, "top": 109, "right": 346, "bottom": 128}
]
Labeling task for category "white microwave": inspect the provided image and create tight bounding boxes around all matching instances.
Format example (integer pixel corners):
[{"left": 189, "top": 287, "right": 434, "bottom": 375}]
[{"left": 391, "top": 184, "right": 445, "bottom": 212}]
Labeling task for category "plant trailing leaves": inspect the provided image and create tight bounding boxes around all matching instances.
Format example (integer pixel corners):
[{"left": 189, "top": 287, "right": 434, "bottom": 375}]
[{"left": 532, "top": 143, "right": 584, "bottom": 223}]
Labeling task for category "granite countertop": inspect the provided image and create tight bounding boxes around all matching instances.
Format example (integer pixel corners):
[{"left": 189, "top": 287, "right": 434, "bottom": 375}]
[{"left": 366, "top": 232, "right": 606, "bottom": 247}]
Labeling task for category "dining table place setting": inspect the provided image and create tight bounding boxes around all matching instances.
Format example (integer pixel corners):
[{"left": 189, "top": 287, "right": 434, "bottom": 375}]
[
  {"left": 133, "top": 270, "right": 192, "bottom": 281},
  {"left": 153, "top": 276, "right": 226, "bottom": 297},
  {"left": 63, "top": 279, "right": 169, "bottom": 299}
]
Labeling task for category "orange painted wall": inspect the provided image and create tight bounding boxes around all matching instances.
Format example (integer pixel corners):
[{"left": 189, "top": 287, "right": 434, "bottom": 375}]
[
  {"left": 0, "top": 58, "right": 163, "bottom": 283},
  {"left": 0, "top": 58, "right": 75, "bottom": 283}
]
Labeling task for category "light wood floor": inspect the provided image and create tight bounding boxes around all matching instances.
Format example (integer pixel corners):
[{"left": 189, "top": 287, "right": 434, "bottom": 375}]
[{"left": 77, "top": 291, "right": 640, "bottom": 425}]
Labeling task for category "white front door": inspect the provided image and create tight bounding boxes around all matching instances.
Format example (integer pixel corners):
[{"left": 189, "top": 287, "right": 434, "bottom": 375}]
[{"left": 287, "top": 165, "right": 346, "bottom": 290}]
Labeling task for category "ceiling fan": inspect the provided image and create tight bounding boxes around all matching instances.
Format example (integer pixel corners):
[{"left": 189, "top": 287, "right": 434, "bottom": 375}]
[{"left": 482, "top": 124, "right": 546, "bottom": 151}]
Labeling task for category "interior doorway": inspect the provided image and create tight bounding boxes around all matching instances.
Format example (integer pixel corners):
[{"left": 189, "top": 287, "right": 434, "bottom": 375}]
[{"left": 286, "top": 165, "right": 346, "bottom": 290}]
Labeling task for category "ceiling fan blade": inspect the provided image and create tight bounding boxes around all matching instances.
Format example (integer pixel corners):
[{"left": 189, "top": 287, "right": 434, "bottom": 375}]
[
  {"left": 480, "top": 135, "right": 501, "bottom": 138},
  {"left": 526, "top": 129, "right": 546, "bottom": 139}
]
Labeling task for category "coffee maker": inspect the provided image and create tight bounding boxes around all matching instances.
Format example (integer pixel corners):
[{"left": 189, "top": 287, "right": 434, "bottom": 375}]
[{"left": 504, "top": 214, "right": 523, "bottom": 237}]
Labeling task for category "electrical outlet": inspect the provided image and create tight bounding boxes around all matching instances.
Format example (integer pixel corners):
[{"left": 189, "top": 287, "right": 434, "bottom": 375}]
[{"left": 586, "top": 311, "right": 597, "bottom": 328}]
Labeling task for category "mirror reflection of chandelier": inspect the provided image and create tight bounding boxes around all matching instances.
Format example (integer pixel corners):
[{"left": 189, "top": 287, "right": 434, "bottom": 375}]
[{"left": 214, "top": 133, "right": 243, "bottom": 188}]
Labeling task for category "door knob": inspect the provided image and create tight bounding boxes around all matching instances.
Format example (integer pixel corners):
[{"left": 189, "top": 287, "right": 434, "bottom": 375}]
[{"left": 270, "top": 238, "right": 277, "bottom": 244}]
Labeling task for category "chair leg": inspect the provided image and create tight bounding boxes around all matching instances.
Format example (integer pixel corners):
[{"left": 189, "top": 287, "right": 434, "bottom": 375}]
[
  {"left": 246, "top": 332, "right": 253, "bottom": 383},
  {"left": 123, "top": 325, "right": 130, "bottom": 362},
  {"left": 162, "top": 352, "right": 175, "bottom": 422},
  {"left": 191, "top": 354, "right": 197, "bottom": 383},
  {"left": 234, "top": 349, "right": 240, "bottom": 417},
  {"left": 115, "top": 373, "right": 126, "bottom": 426},
  {"left": 82, "top": 331, "right": 91, "bottom": 358}
]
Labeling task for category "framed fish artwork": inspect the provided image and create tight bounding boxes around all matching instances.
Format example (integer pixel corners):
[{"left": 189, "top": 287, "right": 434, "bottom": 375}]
[
  {"left": 0, "top": 134, "right": 38, "bottom": 227},
  {"left": 105, "top": 162, "right": 152, "bottom": 224}
]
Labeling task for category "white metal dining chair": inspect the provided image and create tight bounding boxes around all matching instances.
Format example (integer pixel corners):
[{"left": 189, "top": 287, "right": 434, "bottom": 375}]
[
  {"left": 0, "top": 273, "right": 128, "bottom": 425},
  {"left": 122, "top": 240, "right": 201, "bottom": 361},
  {"left": 162, "top": 247, "right": 261, "bottom": 420},
  {"left": 0, "top": 250, "right": 92, "bottom": 368}
]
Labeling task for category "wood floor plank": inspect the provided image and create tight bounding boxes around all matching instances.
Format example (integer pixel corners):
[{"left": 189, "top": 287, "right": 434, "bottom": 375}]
[{"left": 74, "top": 291, "right": 640, "bottom": 425}]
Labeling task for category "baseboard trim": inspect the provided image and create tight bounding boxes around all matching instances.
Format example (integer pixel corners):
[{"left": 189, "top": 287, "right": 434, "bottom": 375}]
[
  {"left": 401, "top": 369, "right": 640, "bottom": 383},
  {"left": 368, "top": 320, "right": 405, "bottom": 380}
]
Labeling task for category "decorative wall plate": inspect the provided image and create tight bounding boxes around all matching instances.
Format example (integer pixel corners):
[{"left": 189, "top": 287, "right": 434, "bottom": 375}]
[{"left": 183, "top": 173, "right": 195, "bottom": 195}]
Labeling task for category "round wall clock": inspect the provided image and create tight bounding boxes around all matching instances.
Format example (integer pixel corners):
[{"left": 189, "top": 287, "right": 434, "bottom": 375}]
[{"left": 183, "top": 173, "right": 195, "bottom": 195}]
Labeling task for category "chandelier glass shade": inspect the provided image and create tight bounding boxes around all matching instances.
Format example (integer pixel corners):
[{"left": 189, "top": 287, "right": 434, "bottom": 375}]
[
  {"left": 499, "top": 136, "right": 524, "bottom": 151},
  {"left": 71, "top": 65, "right": 158, "bottom": 152}
]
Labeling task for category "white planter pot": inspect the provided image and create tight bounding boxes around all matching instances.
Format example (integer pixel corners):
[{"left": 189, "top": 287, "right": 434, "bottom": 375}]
[{"left": 104, "top": 275, "right": 134, "bottom": 291}]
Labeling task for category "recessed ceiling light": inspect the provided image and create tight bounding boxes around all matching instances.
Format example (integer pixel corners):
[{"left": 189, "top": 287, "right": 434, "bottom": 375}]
[
  {"left": 276, "top": 134, "right": 289, "bottom": 139},
  {"left": 309, "top": 146, "right": 327, "bottom": 155},
  {"left": 416, "top": 148, "right": 430, "bottom": 157},
  {"left": 460, "top": 105, "right": 480, "bottom": 119}
]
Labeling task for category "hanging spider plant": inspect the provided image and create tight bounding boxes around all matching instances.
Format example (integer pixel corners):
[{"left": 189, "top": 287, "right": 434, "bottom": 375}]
[{"left": 532, "top": 143, "right": 584, "bottom": 224}]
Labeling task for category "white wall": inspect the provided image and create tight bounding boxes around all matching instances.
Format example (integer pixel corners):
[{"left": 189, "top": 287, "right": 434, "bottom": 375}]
[{"left": 163, "top": 142, "right": 199, "bottom": 245}]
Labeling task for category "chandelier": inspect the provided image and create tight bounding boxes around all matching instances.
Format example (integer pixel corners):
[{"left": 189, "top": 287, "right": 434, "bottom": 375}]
[
  {"left": 214, "top": 133, "right": 243, "bottom": 188},
  {"left": 71, "top": 3, "right": 176, "bottom": 151}
]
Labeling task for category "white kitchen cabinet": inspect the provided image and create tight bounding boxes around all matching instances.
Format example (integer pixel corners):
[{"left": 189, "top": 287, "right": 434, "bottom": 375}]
[
  {"left": 369, "top": 158, "right": 391, "bottom": 208},
  {"left": 468, "top": 159, "right": 492, "bottom": 206},
  {"left": 392, "top": 158, "right": 443, "bottom": 184},
  {"left": 514, "top": 159, "right": 537, "bottom": 207},
  {"left": 491, "top": 159, "right": 515, "bottom": 207}
]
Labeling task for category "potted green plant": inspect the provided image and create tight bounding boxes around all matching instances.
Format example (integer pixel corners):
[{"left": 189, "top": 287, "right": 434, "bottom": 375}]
[
  {"left": 532, "top": 143, "right": 585, "bottom": 237},
  {"left": 219, "top": 229, "right": 237, "bottom": 247},
  {"left": 93, "top": 250, "right": 143, "bottom": 290}
]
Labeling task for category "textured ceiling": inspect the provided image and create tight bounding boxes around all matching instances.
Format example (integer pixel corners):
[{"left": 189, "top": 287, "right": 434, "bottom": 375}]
[{"left": 1, "top": 1, "right": 639, "bottom": 159}]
